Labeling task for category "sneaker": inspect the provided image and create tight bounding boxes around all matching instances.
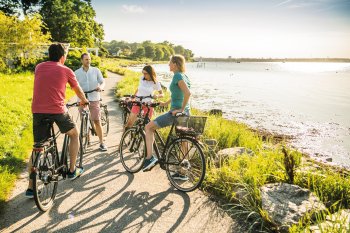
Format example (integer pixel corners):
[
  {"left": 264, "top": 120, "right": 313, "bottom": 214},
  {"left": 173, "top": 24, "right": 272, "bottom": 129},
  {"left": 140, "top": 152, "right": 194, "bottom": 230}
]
[
  {"left": 171, "top": 172, "right": 189, "bottom": 181},
  {"left": 67, "top": 167, "right": 84, "bottom": 180},
  {"left": 142, "top": 156, "right": 158, "bottom": 172},
  {"left": 25, "top": 189, "right": 34, "bottom": 198},
  {"left": 99, "top": 143, "right": 108, "bottom": 151},
  {"left": 25, "top": 189, "right": 41, "bottom": 198}
]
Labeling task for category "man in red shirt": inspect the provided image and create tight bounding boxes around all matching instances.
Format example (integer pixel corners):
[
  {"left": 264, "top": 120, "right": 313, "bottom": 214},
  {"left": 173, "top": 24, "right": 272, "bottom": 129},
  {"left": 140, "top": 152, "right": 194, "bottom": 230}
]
[{"left": 26, "top": 43, "right": 89, "bottom": 198}]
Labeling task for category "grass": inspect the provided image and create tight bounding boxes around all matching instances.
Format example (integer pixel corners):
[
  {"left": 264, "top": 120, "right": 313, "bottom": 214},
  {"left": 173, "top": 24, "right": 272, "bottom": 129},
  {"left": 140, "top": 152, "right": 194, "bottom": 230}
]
[
  {"left": 0, "top": 72, "right": 75, "bottom": 211},
  {"left": 0, "top": 72, "right": 34, "bottom": 207},
  {"left": 115, "top": 68, "right": 350, "bottom": 232}
]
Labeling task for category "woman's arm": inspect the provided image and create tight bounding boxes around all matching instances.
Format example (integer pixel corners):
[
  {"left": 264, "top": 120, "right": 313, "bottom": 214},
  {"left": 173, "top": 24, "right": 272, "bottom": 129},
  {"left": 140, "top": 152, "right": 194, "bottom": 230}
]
[{"left": 153, "top": 90, "right": 164, "bottom": 99}]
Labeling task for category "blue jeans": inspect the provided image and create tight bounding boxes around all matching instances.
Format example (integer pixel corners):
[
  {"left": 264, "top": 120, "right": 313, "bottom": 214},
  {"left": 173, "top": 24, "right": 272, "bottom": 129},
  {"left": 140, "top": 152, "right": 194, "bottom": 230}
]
[{"left": 153, "top": 109, "right": 190, "bottom": 128}]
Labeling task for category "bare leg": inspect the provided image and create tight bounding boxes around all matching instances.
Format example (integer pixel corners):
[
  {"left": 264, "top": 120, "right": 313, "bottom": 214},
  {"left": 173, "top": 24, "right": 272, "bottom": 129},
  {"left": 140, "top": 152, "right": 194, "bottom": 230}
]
[
  {"left": 66, "top": 127, "right": 79, "bottom": 172},
  {"left": 125, "top": 112, "right": 137, "bottom": 128},
  {"left": 145, "top": 121, "right": 159, "bottom": 159},
  {"left": 94, "top": 120, "right": 104, "bottom": 144}
]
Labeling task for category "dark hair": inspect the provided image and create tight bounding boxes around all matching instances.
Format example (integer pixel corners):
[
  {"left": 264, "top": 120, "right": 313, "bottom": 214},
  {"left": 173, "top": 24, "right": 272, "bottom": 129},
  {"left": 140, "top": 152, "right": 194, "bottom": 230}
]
[
  {"left": 81, "top": 53, "right": 90, "bottom": 60},
  {"left": 143, "top": 65, "right": 157, "bottom": 83},
  {"left": 48, "top": 43, "right": 66, "bottom": 62}
]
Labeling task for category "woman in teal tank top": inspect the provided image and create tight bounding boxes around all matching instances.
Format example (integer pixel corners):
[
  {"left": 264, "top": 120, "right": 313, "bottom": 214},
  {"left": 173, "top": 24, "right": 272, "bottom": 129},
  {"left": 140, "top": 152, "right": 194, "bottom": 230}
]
[{"left": 142, "top": 55, "right": 191, "bottom": 172}]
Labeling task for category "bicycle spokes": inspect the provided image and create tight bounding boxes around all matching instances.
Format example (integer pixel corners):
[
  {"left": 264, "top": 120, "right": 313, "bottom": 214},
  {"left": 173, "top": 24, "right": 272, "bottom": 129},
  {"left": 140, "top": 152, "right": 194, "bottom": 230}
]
[
  {"left": 119, "top": 128, "right": 146, "bottom": 173},
  {"left": 166, "top": 138, "right": 206, "bottom": 192}
]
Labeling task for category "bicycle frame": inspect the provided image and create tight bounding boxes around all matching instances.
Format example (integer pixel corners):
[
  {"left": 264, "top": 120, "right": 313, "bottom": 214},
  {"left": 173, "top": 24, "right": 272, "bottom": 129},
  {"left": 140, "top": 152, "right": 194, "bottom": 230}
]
[{"left": 132, "top": 101, "right": 192, "bottom": 167}]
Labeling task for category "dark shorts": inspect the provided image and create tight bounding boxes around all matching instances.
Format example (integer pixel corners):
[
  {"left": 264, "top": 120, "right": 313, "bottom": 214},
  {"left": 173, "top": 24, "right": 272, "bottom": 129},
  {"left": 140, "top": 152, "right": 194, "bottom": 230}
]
[{"left": 33, "top": 112, "right": 75, "bottom": 143}]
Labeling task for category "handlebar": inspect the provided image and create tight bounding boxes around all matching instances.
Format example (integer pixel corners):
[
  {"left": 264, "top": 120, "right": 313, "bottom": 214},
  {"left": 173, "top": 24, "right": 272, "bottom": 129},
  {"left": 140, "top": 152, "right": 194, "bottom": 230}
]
[{"left": 84, "top": 88, "right": 104, "bottom": 94}]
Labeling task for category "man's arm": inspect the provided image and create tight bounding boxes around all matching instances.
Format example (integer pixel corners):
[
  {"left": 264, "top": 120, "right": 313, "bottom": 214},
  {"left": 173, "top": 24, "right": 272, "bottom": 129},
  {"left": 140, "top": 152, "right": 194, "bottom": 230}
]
[
  {"left": 96, "top": 68, "right": 105, "bottom": 91},
  {"left": 72, "top": 85, "right": 89, "bottom": 105}
]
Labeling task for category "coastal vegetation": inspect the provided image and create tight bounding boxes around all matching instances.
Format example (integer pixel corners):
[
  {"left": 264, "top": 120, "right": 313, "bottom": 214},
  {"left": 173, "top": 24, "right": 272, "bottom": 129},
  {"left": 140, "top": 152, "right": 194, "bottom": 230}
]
[
  {"left": 103, "top": 40, "right": 194, "bottom": 61},
  {"left": 114, "top": 64, "right": 350, "bottom": 232}
]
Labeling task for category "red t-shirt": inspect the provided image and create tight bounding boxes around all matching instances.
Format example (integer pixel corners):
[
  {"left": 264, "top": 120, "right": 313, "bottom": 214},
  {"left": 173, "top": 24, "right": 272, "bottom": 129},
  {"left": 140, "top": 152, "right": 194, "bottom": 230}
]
[{"left": 32, "top": 61, "right": 78, "bottom": 114}]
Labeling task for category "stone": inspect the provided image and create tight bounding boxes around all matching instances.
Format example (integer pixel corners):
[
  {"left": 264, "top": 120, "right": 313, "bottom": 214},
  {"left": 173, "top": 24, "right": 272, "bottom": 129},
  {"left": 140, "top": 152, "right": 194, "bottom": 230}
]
[
  {"left": 215, "top": 147, "right": 254, "bottom": 167},
  {"left": 309, "top": 209, "right": 350, "bottom": 233},
  {"left": 260, "top": 183, "right": 326, "bottom": 232},
  {"left": 209, "top": 109, "right": 223, "bottom": 116}
]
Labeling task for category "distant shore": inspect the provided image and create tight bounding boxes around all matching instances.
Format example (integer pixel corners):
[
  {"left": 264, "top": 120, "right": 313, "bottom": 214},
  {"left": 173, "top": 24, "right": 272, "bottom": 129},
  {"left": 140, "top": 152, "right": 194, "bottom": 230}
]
[{"left": 195, "top": 57, "right": 350, "bottom": 63}]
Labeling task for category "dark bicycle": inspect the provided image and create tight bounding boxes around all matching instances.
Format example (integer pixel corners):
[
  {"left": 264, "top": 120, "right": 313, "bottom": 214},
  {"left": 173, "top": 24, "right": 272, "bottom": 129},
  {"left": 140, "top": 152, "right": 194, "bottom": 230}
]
[
  {"left": 119, "top": 94, "right": 133, "bottom": 125},
  {"left": 80, "top": 89, "right": 110, "bottom": 153},
  {"left": 30, "top": 103, "right": 83, "bottom": 211},
  {"left": 119, "top": 100, "right": 207, "bottom": 192}
]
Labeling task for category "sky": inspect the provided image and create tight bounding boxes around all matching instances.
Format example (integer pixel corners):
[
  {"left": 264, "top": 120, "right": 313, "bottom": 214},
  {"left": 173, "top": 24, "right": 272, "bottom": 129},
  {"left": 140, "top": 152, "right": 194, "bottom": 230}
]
[{"left": 91, "top": 0, "right": 350, "bottom": 58}]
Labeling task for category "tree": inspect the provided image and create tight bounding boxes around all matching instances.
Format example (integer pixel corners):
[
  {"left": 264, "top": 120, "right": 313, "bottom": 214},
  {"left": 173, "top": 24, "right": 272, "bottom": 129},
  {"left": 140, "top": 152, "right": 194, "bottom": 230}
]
[
  {"left": 154, "top": 46, "right": 164, "bottom": 61},
  {"left": 133, "top": 47, "right": 145, "bottom": 59},
  {"left": 39, "top": 0, "right": 104, "bottom": 47},
  {"left": 144, "top": 45, "right": 155, "bottom": 60},
  {"left": 0, "top": 0, "right": 41, "bottom": 16},
  {"left": 0, "top": 11, "right": 51, "bottom": 71}
]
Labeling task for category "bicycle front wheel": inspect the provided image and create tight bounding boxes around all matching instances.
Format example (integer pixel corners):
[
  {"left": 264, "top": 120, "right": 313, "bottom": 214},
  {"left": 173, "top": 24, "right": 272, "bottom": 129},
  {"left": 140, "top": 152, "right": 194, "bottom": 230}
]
[
  {"left": 119, "top": 127, "right": 146, "bottom": 173},
  {"left": 165, "top": 137, "right": 206, "bottom": 192},
  {"left": 80, "top": 114, "right": 88, "bottom": 154},
  {"left": 101, "top": 104, "right": 109, "bottom": 136},
  {"left": 32, "top": 150, "right": 58, "bottom": 211}
]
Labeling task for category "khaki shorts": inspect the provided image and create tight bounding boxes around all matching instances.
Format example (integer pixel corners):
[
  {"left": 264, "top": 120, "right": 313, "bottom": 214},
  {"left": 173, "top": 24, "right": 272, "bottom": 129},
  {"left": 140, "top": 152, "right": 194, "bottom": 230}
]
[{"left": 80, "top": 101, "right": 101, "bottom": 121}]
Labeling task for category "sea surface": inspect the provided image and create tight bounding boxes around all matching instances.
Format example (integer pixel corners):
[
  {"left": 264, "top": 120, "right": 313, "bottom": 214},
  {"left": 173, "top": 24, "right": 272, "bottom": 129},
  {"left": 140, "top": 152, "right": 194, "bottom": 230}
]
[{"left": 131, "top": 62, "right": 350, "bottom": 167}]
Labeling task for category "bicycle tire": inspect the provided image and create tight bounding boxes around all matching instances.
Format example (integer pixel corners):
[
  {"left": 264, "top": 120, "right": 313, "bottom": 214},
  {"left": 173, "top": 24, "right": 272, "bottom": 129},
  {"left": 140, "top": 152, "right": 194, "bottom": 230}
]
[
  {"left": 119, "top": 127, "right": 146, "bottom": 173},
  {"left": 101, "top": 105, "right": 109, "bottom": 136},
  {"left": 80, "top": 114, "right": 88, "bottom": 154},
  {"left": 165, "top": 137, "right": 206, "bottom": 192},
  {"left": 32, "top": 149, "right": 58, "bottom": 211}
]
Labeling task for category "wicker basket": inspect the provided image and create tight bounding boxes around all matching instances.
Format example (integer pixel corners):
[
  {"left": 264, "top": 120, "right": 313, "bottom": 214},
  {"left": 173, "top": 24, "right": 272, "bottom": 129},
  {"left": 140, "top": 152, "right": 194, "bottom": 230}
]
[{"left": 175, "top": 116, "right": 207, "bottom": 136}]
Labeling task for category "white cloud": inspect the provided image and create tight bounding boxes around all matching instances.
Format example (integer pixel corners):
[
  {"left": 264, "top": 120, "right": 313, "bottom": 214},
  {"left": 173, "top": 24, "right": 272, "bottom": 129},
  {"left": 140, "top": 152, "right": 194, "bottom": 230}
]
[{"left": 122, "top": 5, "right": 145, "bottom": 13}]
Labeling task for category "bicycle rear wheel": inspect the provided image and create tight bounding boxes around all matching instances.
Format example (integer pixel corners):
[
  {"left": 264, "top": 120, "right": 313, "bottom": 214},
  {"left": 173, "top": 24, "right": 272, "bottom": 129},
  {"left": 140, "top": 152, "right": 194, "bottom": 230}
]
[
  {"left": 165, "top": 137, "right": 206, "bottom": 192},
  {"left": 101, "top": 104, "right": 109, "bottom": 136},
  {"left": 119, "top": 127, "right": 146, "bottom": 173},
  {"left": 31, "top": 149, "right": 58, "bottom": 211},
  {"left": 122, "top": 109, "right": 130, "bottom": 125}
]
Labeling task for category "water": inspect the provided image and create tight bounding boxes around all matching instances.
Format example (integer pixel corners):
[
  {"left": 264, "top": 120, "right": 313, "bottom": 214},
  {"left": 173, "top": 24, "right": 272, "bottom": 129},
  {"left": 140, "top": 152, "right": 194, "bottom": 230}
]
[{"left": 132, "top": 62, "right": 350, "bottom": 167}]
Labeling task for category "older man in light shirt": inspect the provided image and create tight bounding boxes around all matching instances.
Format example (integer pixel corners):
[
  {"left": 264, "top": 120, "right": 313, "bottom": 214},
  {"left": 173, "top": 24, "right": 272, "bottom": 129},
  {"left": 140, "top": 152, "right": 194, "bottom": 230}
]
[{"left": 75, "top": 53, "right": 107, "bottom": 151}]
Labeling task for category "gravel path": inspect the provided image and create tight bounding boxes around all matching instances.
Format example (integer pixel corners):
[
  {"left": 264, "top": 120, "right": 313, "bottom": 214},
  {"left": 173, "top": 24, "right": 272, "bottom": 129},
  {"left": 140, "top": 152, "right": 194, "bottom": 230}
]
[{"left": 0, "top": 71, "right": 245, "bottom": 233}]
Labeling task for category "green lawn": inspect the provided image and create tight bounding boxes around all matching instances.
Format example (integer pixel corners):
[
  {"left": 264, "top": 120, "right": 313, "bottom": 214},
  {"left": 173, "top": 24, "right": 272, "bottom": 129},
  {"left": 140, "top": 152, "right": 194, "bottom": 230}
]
[
  {"left": 0, "top": 72, "right": 75, "bottom": 210},
  {"left": 0, "top": 72, "right": 34, "bottom": 207}
]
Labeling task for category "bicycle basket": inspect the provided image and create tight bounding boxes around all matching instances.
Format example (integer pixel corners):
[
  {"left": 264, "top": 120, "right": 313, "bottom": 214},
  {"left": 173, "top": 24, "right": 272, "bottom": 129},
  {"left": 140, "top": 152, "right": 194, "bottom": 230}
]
[{"left": 175, "top": 116, "right": 207, "bottom": 136}]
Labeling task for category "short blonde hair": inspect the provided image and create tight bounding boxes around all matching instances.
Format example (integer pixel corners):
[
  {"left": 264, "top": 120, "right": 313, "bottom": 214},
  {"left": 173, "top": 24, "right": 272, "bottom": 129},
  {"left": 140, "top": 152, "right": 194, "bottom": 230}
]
[{"left": 170, "top": 54, "right": 186, "bottom": 72}]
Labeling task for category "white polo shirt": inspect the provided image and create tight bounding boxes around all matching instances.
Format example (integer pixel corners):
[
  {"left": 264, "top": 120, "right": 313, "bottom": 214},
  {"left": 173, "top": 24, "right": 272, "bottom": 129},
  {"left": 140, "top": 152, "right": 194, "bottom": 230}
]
[{"left": 75, "top": 66, "right": 104, "bottom": 101}]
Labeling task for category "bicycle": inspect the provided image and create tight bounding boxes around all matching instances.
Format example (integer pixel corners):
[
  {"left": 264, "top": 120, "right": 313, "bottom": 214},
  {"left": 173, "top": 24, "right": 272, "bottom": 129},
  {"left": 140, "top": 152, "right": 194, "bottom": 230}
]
[
  {"left": 119, "top": 94, "right": 133, "bottom": 125},
  {"left": 119, "top": 101, "right": 207, "bottom": 192},
  {"left": 80, "top": 89, "right": 110, "bottom": 153},
  {"left": 30, "top": 103, "right": 83, "bottom": 211}
]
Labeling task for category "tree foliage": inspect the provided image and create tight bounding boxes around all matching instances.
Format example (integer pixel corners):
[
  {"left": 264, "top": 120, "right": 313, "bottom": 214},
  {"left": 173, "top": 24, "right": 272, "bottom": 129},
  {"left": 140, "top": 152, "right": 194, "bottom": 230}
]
[
  {"left": 0, "top": 11, "right": 51, "bottom": 72},
  {"left": 102, "top": 40, "right": 194, "bottom": 61},
  {"left": 39, "top": 0, "right": 104, "bottom": 47},
  {"left": 0, "top": 0, "right": 40, "bottom": 16}
]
